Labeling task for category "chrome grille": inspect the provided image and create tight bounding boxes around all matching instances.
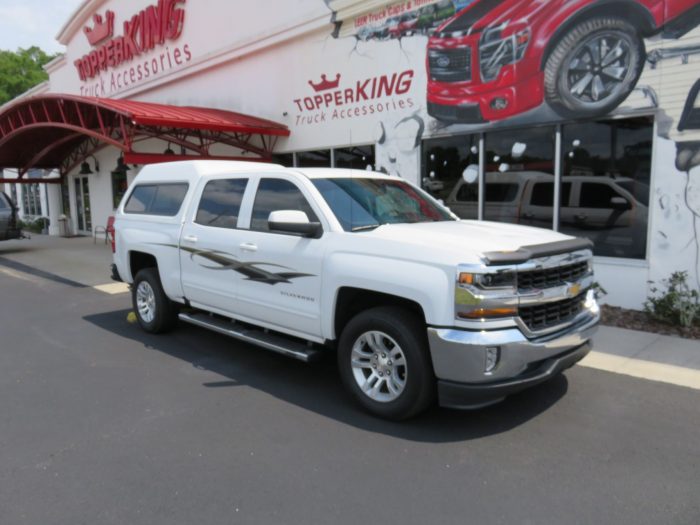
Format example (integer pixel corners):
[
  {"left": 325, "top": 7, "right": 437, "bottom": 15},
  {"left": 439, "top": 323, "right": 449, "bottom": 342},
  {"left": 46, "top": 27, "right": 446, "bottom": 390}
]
[
  {"left": 519, "top": 294, "right": 586, "bottom": 331},
  {"left": 518, "top": 262, "right": 588, "bottom": 292},
  {"left": 428, "top": 48, "right": 471, "bottom": 83}
]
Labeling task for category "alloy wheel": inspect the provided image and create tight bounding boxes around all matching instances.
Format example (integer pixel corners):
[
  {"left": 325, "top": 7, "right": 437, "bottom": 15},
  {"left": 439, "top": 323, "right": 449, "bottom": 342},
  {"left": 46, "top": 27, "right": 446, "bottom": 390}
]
[{"left": 350, "top": 330, "right": 408, "bottom": 403}]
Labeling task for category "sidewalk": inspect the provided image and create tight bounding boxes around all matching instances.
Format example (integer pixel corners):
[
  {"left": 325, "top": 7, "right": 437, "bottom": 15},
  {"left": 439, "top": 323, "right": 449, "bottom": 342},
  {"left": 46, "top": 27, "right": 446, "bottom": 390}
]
[
  {"left": 0, "top": 233, "right": 115, "bottom": 287},
  {"left": 1, "top": 234, "right": 699, "bottom": 389}
]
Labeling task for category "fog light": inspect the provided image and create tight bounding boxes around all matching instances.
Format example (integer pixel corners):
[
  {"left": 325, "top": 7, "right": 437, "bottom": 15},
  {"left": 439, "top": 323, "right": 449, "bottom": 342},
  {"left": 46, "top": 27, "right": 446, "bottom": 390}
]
[
  {"left": 584, "top": 289, "right": 600, "bottom": 316},
  {"left": 490, "top": 97, "right": 508, "bottom": 110},
  {"left": 485, "top": 346, "right": 500, "bottom": 373}
]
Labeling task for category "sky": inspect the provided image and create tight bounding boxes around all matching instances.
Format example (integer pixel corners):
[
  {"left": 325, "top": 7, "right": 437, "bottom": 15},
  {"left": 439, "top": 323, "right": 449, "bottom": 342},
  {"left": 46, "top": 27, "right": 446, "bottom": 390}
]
[{"left": 0, "top": 0, "right": 84, "bottom": 53}]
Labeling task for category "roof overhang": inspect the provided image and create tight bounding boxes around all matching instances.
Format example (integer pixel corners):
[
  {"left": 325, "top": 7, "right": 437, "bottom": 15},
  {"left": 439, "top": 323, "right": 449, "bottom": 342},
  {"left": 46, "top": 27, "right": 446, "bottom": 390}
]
[{"left": 0, "top": 94, "right": 289, "bottom": 183}]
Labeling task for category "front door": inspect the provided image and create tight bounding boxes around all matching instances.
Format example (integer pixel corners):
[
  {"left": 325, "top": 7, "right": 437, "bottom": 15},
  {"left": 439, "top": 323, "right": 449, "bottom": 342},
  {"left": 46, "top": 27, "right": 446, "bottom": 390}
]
[
  {"left": 234, "top": 177, "right": 325, "bottom": 339},
  {"left": 74, "top": 176, "right": 92, "bottom": 233}
]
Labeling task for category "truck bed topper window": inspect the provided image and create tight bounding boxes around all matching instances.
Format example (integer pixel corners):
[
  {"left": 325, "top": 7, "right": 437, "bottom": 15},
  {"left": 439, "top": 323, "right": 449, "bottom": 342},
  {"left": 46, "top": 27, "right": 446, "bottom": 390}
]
[{"left": 124, "top": 183, "right": 189, "bottom": 216}]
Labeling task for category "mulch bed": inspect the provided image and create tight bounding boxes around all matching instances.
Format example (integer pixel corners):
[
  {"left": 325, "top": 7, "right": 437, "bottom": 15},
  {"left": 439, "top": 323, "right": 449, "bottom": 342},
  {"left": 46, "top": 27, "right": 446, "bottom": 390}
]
[{"left": 600, "top": 305, "right": 700, "bottom": 340}]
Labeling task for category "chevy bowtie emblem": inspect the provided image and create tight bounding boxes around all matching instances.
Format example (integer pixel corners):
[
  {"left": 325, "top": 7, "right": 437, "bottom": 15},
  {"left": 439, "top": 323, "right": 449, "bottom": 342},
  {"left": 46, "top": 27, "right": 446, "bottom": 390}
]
[{"left": 567, "top": 283, "right": 582, "bottom": 298}]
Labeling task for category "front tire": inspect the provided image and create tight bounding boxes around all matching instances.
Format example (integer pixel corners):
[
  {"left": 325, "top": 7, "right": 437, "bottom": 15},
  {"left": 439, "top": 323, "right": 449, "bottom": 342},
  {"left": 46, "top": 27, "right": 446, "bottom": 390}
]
[
  {"left": 544, "top": 17, "right": 645, "bottom": 119},
  {"left": 132, "top": 268, "right": 179, "bottom": 334},
  {"left": 337, "top": 307, "right": 435, "bottom": 420}
]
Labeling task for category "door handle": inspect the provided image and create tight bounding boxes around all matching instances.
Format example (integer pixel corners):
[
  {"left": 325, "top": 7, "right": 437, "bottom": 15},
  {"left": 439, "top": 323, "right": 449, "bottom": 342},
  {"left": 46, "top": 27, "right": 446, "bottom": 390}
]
[
  {"left": 183, "top": 235, "right": 198, "bottom": 243},
  {"left": 240, "top": 242, "right": 258, "bottom": 252}
]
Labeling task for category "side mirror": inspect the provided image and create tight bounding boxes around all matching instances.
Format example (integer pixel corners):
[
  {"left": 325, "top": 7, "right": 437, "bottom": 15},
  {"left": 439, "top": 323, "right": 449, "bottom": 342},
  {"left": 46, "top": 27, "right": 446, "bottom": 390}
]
[
  {"left": 268, "top": 210, "right": 322, "bottom": 238},
  {"left": 610, "top": 196, "right": 631, "bottom": 211}
]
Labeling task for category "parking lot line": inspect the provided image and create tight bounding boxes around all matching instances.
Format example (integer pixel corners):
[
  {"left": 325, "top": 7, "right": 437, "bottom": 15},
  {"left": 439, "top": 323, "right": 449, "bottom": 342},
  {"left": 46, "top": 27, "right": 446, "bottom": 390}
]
[
  {"left": 93, "top": 282, "right": 130, "bottom": 295},
  {"left": 579, "top": 351, "right": 700, "bottom": 391}
]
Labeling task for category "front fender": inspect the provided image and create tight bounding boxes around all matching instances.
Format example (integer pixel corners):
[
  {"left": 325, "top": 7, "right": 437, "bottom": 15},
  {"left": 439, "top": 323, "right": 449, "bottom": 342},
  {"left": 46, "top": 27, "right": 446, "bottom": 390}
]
[{"left": 322, "top": 252, "right": 453, "bottom": 339}]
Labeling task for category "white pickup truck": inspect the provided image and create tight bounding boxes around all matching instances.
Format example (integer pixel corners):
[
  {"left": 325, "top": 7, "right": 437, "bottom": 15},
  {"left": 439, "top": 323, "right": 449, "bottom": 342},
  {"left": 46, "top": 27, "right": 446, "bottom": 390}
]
[{"left": 111, "top": 160, "right": 599, "bottom": 419}]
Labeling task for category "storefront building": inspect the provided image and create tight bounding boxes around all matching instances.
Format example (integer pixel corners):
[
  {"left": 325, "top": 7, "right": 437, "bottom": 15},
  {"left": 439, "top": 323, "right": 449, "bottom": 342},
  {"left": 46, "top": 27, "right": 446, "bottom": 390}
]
[{"left": 1, "top": 0, "right": 700, "bottom": 309}]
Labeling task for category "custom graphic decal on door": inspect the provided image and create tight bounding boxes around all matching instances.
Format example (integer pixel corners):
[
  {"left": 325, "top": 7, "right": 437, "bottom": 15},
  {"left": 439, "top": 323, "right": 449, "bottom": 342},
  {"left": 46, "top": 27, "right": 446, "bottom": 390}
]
[{"left": 159, "top": 244, "right": 315, "bottom": 285}]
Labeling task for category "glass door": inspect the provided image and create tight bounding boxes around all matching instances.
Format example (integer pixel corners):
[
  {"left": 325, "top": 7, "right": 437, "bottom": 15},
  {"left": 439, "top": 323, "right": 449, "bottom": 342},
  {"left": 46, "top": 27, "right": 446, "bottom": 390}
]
[{"left": 74, "top": 176, "right": 92, "bottom": 232}]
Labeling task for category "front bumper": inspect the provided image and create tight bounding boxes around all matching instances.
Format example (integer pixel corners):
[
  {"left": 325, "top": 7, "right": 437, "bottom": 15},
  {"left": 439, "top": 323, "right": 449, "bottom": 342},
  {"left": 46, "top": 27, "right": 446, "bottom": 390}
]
[
  {"left": 427, "top": 312, "right": 598, "bottom": 409},
  {"left": 427, "top": 68, "right": 544, "bottom": 123}
]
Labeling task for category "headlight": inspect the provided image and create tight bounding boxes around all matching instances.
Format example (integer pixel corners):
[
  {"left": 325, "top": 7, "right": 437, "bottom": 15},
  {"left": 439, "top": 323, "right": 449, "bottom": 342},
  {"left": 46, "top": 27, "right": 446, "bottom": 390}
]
[
  {"left": 459, "top": 271, "right": 516, "bottom": 289},
  {"left": 479, "top": 27, "right": 530, "bottom": 82}
]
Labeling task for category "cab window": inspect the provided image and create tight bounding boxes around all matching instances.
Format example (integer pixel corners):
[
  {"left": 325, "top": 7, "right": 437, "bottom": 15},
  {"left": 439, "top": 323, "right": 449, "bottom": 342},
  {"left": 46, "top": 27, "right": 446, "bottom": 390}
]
[
  {"left": 195, "top": 179, "right": 248, "bottom": 229},
  {"left": 250, "top": 179, "right": 318, "bottom": 232}
]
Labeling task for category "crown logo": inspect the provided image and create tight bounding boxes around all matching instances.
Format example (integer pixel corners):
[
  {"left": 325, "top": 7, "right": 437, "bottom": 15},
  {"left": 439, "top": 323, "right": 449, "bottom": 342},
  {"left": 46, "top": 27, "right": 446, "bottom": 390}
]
[
  {"left": 83, "top": 10, "right": 115, "bottom": 47},
  {"left": 308, "top": 74, "right": 341, "bottom": 92}
]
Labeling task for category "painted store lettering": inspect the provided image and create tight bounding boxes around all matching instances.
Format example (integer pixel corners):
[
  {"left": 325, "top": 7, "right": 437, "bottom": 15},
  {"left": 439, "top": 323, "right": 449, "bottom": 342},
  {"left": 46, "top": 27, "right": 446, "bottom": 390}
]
[
  {"left": 74, "top": 0, "right": 187, "bottom": 81},
  {"left": 293, "top": 70, "right": 414, "bottom": 112},
  {"left": 80, "top": 44, "right": 192, "bottom": 96}
]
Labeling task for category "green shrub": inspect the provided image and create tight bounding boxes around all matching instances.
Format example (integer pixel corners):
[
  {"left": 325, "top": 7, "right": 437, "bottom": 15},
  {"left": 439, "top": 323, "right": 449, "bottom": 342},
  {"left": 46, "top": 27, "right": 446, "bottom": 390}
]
[
  {"left": 645, "top": 271, "right": 700, "bottom": 328},
  {"left": 16, "top": 217, "right": 48, "bottom": 233}
]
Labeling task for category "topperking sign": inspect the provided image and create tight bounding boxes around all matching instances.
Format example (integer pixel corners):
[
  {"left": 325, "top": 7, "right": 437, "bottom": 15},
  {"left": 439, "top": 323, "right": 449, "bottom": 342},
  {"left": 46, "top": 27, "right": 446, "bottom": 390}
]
[{"left": 74, "top": 0, "right": 191, "bottom": 96}]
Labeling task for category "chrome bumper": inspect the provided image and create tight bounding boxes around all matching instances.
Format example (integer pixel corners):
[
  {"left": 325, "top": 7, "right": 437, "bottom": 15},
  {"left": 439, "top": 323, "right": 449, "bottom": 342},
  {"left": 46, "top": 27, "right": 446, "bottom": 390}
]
[{"left": 427, "top": 312, "right": 599, "bottom": 408}]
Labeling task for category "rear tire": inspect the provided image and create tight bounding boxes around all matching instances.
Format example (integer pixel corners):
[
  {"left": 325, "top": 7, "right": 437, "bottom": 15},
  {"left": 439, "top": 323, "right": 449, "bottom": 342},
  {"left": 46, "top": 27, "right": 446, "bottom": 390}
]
[
  {"left": 544, "top": 17, "right": 645, "bottom": 119},
  {"left": 337, "top": 306, "right": 435, "bottom": 420},
  {"left": 132, "top": 268, "right": 179, "bottom": 334}
]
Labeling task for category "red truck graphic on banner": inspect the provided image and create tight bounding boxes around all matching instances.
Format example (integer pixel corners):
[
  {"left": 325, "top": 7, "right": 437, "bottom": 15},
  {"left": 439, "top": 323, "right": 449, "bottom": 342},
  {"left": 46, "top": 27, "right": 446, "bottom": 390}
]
[{"left": 427, "top": 0, "right": 700, "bottom": 123}]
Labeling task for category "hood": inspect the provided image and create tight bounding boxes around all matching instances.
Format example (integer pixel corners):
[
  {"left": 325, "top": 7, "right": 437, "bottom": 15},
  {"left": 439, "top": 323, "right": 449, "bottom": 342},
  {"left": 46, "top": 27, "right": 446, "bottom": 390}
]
[
  {"left": 361, "top": 220, "right": 573, "bottom": 262},
  {"left": 435, "top": 0, "right": 555, "bottom": 37}
]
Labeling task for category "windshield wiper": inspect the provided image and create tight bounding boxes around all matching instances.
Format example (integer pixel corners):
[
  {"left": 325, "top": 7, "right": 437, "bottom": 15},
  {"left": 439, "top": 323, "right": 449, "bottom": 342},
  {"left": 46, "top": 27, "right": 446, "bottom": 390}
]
[{"left": 351, "top": 224, "right": 381, "bottom": 232}]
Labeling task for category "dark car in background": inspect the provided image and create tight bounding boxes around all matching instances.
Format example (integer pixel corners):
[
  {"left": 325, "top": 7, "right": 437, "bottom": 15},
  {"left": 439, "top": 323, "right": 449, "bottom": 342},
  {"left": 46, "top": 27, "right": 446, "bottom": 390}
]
[{"left": 0, "top": 192, "right": 21, "bottom": 241}]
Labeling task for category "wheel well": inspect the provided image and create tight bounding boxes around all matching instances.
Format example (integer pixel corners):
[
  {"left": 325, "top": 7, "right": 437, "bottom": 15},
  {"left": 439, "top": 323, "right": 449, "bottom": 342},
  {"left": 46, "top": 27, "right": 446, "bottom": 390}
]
[
  {"left": 540, "top": 1, "right": 656, "bottom": 70},
  {"left": 334, "top": 287, "right": 426, "bottom": 340},
  {"left": 129, "top": 251, "right": 158, "bottom": 279}
]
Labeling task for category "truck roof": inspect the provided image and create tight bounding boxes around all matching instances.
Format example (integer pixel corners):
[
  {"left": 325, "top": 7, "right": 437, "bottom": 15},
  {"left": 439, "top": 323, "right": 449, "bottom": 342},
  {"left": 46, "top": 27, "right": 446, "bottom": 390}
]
[
  {"left": 290, "top": 168, "right": 394, "bottom": 180},
  {"left": 132, "top": 161, "right": 396, "bottom": 183}
]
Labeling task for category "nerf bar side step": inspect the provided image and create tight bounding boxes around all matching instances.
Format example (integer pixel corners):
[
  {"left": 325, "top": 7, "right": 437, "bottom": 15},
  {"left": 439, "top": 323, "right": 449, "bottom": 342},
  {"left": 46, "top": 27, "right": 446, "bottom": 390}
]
[{"left": 178, "top": 312, "right": 322, "bottom": 363}]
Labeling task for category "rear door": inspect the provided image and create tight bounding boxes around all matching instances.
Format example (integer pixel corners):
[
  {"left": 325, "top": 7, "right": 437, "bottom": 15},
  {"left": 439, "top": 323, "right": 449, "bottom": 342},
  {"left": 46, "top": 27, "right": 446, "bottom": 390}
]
[
  {"left": 233, "top": 176, "right": 326, "bottom": 339},
  {"left": 179, "top": 176, "right": 250, "bottom": 314}
]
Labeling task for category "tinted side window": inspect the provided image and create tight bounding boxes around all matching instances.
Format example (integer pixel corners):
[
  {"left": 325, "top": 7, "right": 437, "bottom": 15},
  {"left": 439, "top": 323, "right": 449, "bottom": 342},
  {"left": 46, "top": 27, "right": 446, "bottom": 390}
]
[
  {"left": 124, "top": 184, "right": 188, "bottom": 216},
  {"left": 195, "top": 179, "right": 248, "bottom": 229},
  {"left": 150, "top": 185, "right": 189, "bottom": 215},
  {"left": 530, "top": 183, "right": 553, "bottom": 206},
  {"left": 578, "top": 183, "right": 621, "bottom": 209},
  {"left": 124, "top": 186, "right": 157, "bottom": 213},
  {"left": 0, "top": 193, "right": 8, "bottom": 209},
  {"left": 251, "top": 179, "right": 318, "bottom": 232},
  {"left": 485, "top": 183, "right": 518, "bottom": 203},
  {"left": 456, "top": 183, "right": 478, "bottom": 202}
]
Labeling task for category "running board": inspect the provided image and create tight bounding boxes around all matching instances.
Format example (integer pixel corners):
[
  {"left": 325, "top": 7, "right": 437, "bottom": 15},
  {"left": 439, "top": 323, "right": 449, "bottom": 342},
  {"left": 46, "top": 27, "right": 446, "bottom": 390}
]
[{"left": 178, "top": 312, "right": 322, "bottom": 363}]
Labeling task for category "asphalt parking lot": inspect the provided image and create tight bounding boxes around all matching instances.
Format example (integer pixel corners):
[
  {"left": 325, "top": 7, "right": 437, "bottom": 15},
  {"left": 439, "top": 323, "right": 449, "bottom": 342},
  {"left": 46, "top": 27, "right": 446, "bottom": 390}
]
[{"left": 1, "top": 238, "right": 699, "bottom": 525}]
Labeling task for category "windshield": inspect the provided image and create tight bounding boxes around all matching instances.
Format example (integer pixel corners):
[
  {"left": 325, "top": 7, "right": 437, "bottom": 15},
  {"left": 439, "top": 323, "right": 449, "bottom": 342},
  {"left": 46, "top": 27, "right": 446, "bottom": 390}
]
[{"left": 312, "top": 177, "right": 455, "bottom": 232}]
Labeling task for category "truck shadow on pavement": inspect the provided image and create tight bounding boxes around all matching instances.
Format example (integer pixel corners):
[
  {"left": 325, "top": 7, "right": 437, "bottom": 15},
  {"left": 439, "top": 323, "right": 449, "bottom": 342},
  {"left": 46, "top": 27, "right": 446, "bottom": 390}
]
[{"left": 84, "top": 309, "right": 569, "bottom": 444}]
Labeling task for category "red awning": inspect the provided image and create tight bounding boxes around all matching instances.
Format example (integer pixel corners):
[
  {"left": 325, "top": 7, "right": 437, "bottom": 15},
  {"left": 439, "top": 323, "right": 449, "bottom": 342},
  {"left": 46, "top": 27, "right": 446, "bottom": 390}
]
[{"left": 0, "top": 94, "right": 289, "bottom": 181}]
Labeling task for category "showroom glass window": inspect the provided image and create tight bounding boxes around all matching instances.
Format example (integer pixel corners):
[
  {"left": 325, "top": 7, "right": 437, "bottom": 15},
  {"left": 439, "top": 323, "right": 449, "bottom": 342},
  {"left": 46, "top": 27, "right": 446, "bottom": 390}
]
[
  {"left": 334, "top": 145, "right": 375, "bottom": 170},
  {"left": 111, "top": 171, "right": 128, "bottom": 209},
  {"left": 422, "top": 134, "right": 480, "bottom": 219},
  {"left": 271, "top": 153, "right": 294, "bottom": 167},
  {"left": 296, "top": 150, "right": 331, "bottom": 167},
  {"left": 483, "top": 126, "right": 556, "bottom": 228},
  {"left": 561, "top": 117, "right": 652, "bottom": 259}
]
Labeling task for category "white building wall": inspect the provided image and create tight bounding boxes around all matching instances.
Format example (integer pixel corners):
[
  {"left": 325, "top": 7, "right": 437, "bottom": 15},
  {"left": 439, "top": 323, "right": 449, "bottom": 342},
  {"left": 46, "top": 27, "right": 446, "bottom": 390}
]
[{"left": 35, "top": 0, "right": 700, "bottom": 309}]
